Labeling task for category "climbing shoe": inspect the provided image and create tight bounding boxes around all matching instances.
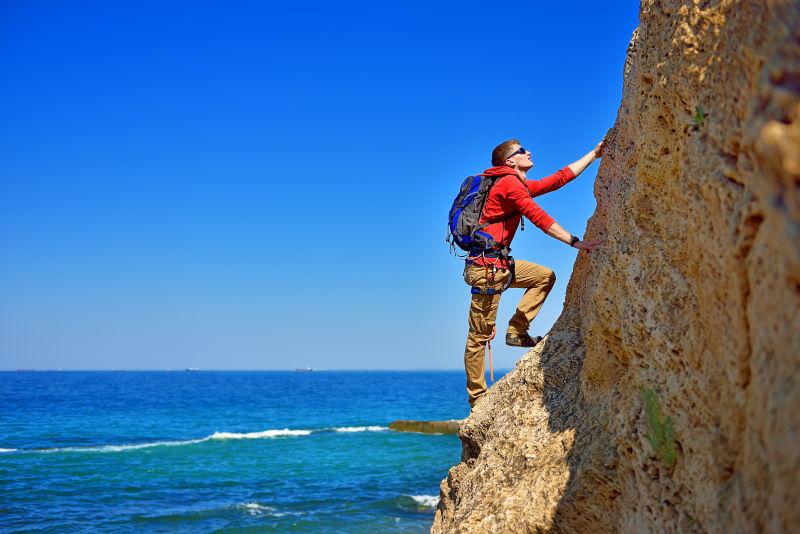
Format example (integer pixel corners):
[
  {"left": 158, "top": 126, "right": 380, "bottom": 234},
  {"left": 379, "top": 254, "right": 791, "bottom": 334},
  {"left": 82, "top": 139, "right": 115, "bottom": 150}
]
[{"left": 505, "top": 332, "right": 543, "bottom": 348}]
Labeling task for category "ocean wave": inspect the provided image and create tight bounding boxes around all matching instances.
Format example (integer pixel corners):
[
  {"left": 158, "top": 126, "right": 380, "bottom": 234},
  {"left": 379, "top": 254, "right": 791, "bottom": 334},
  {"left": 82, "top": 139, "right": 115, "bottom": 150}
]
[
  {"left": 236, "top": 502, "right": 277, "bottom": 516},
  {"left": 75, "top": 438, "right": 208, "bottom": 453},
  {"left": 333, "top": 426, "right": 387, "bottom": 433},
  {"left": 5, "top": 424, "right": 400, "bottom": 454},
  {"left": 235, "top": 502, "right": 303, "bottom": 518},
  {"left": 9, "top": 428, "right": 313, "bottom": 454},
  {"left": 209, "top": 429, "right": 312, "bottom": 440},
  {"left": 410, "top": 495, "right": 440, "bottom": 508},
  {"left": 30, "top": 438, "right": 208, "bottom": 454}
]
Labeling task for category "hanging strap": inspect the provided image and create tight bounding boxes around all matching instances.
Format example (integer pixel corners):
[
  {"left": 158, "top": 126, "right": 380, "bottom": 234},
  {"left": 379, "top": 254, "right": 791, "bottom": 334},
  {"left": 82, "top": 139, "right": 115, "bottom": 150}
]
[{"left": 487, "top": 325, "right": 495, "bottom": 383}]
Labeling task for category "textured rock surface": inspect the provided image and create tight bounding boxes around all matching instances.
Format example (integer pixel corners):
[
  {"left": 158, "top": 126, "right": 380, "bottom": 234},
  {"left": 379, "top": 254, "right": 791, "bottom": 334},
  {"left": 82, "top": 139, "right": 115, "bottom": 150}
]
[{"left": 433, "top": 1, "right": 800, "bottom": 532}]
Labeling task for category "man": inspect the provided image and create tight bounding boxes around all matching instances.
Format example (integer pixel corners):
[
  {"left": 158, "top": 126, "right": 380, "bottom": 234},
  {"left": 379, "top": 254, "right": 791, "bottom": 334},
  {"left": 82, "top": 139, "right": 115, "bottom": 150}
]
[{"left": 463, "top": 139, "right": 603, "bottom": 408}]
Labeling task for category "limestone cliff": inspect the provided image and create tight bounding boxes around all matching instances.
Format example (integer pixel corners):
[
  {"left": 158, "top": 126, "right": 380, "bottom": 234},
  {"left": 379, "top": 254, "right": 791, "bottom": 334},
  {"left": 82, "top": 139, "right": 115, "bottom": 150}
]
[{"left": 433, "top": 1, "right": 800, "bottom": 532}]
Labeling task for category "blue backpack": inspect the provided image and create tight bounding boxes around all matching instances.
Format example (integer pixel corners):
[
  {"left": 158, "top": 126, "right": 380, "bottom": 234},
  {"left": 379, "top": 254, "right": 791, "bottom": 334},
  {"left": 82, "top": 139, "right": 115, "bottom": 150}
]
[{"left": 447, "top": 174, "right": 504, "bottom": 255}]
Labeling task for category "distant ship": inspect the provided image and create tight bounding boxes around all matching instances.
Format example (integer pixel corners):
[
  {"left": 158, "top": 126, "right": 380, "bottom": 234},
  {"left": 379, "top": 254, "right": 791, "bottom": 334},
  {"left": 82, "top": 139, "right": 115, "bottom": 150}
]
[
  {"left": 16, "top": 369, "right": 36, "bottom": 372},
  {"left": 185, "top": 368, "right": 200, "bottom": 372},
  {"left": 294, "top": 367, "right": 313, "bottom": 372}
]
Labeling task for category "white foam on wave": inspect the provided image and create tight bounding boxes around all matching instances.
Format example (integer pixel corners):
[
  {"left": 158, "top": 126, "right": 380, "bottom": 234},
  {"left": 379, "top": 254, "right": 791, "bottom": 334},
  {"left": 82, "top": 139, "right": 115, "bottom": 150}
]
[
  {"left": 42, "top": 438, "right": 208, "bottom": 454},
  {"left": 209, "top": 429, "right": 312, "bottom": 440},
  {"left": 237, "top": 502, "right": 277, "bottom": 516},
  {"left": 410, "top": 495, "right": 440, "bottom": 508},
  {"left": 18, "top": 428, "right": 312, "bottom": 454},
  {"left": 11, "top": 424, "right": 398, "bottom": 454},
  {"left": 235, "top": 502, "right": 304, "bottom": 518},
  {"left": 333, "top": 426, "right": 387, "bottom": 433}
]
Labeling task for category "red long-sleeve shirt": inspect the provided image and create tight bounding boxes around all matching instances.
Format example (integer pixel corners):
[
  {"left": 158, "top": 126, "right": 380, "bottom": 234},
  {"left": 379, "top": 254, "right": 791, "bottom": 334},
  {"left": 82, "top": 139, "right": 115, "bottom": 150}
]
[{"left": 470, "top": 165, "right": 576, "bottom": 268}]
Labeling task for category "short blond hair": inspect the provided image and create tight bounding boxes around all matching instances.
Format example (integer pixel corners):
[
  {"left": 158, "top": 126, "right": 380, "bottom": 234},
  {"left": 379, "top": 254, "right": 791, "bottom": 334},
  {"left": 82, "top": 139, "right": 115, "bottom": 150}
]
[{"left": 491, "top": 139, "right": 520, "bottom": 167}]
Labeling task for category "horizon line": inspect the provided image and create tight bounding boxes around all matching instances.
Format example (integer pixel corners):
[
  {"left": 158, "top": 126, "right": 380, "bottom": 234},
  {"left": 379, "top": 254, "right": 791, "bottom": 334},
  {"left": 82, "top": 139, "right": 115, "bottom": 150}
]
[{"left": 0, "top": 368, "right": 511, "bottom": 372}]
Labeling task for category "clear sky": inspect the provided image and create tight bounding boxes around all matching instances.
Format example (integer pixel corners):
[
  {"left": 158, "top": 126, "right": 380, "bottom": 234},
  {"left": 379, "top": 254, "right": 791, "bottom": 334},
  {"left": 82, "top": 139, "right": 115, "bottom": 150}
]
[{"left": 0, "top": 1, "right": 640, "bottom": 370}]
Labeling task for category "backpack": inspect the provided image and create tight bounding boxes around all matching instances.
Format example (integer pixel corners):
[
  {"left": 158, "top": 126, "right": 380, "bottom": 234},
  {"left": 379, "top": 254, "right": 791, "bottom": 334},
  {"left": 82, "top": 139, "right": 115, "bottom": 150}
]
[{"left": 446, "top": 174, "right": 503, "bottom": 255}]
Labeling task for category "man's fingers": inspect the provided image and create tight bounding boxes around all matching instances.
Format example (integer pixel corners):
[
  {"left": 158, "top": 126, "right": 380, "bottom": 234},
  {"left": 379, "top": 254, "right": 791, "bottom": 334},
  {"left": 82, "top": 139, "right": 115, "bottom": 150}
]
[
  {"left": 577, "top": 240, "right": 604, "bottom": 252},
  {"left": 574, "top": 239, "right": 605, "bottom": 252},
  {"left": 595, "top": 140, "right": 605, "bottom": 156}
]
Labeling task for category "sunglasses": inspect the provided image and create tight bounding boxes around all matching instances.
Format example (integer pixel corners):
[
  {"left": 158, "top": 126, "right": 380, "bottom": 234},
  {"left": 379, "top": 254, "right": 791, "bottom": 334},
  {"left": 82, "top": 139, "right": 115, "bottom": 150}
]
[{"left": 506, "top": 147, "right": 530, "bottom": 159}]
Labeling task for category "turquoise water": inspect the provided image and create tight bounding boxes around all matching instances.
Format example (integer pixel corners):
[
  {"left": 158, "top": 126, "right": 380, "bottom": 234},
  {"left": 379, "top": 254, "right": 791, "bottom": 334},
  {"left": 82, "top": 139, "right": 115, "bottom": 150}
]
[{"left": 0, "top": 370, "right": 502, "bottom": 532}]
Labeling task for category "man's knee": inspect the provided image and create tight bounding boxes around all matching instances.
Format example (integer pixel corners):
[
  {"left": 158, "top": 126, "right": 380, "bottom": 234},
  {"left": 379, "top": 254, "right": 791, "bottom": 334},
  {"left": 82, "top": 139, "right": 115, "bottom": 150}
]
[
  {"left": 530, "top": 268, "right": 556, "bottom": 289},
  {"left": 468, "top": 320, "right": 495, "bottom": 339}
]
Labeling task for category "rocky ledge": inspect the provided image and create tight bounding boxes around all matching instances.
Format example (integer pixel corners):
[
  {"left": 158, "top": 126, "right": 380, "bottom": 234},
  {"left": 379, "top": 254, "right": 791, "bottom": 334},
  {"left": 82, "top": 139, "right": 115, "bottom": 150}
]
[{"left": 389, "top": 420, "right": 460, "bottom": 435}]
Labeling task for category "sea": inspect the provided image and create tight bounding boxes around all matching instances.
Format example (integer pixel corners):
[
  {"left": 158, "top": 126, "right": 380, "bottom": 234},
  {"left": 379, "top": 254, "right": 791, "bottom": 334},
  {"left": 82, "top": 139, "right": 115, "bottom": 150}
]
[{"left": 0, "top": 370, "right": 505, "bottom": 533}]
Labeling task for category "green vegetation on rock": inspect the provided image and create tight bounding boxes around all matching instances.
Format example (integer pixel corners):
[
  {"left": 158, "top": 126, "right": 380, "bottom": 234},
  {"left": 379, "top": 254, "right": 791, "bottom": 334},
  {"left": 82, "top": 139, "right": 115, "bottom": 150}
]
[
  {"left": 692, "top": 105, "right": 708, "bottom": 128},
  {"left": 641, "top": 388, "right": 677, "bottom": 468}
]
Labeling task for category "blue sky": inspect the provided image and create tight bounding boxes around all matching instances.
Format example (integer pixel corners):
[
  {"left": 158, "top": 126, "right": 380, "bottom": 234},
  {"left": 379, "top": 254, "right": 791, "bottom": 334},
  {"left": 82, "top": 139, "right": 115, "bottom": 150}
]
[{"left": 0, "top": 1, "right": 639, "bottom": 370}]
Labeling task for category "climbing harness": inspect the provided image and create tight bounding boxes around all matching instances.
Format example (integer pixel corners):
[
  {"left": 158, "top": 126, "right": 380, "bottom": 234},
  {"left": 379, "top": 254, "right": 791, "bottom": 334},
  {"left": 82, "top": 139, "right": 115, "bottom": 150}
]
[{"left": 465, "top": 249, "right": 516, "bottom": 295}]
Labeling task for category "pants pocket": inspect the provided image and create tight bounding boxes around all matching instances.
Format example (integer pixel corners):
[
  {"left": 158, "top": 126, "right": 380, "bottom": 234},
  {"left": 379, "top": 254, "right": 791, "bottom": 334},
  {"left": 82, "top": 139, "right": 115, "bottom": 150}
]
[
  {"left": 464, "top": 264, "right": 485, "bottom": 287},
  {"left": 464, "top": 264, "right": 511, "bottom": 292},
  {"left": 469, "top": 294, "right": 497, "bottom": 335}
]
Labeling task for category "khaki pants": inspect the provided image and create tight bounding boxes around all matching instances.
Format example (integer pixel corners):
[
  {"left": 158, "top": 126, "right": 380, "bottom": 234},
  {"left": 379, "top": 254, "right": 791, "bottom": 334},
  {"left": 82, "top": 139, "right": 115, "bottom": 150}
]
[{"left": 463, "top": 260, "right": 556, "bottom": 406}]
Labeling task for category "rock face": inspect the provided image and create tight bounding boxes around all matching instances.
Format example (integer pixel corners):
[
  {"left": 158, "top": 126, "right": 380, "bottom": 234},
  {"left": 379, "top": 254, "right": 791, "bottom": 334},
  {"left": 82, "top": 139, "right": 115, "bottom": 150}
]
[{"left": 433, "top": 1, "right": 800, "bottom": 532}]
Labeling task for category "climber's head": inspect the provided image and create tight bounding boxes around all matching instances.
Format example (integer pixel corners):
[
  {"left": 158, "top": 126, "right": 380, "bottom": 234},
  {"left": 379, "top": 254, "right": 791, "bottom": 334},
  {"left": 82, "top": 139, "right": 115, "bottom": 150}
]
[{"left": 492, "top": 139, "right": 534, "bottom": 171}]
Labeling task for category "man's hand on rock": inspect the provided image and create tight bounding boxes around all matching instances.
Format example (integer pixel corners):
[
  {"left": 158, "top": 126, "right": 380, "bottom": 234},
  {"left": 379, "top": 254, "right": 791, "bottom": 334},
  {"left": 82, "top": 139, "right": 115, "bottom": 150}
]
[
  {"left": 594, "top": 141, "right": 605, "bottom": 158},
  {"left": 575, "top": 239, "right": 603, "bottom": 252}
]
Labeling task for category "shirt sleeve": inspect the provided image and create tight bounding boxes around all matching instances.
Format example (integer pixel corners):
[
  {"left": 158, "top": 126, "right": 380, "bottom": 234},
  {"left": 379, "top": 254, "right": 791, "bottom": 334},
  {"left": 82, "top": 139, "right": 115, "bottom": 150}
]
[
  {"left": 503, "top": 177, "right": 556, "bottom": 232},
  {"left": 526, "top": 166, "right": 576, "bottom": 197}
]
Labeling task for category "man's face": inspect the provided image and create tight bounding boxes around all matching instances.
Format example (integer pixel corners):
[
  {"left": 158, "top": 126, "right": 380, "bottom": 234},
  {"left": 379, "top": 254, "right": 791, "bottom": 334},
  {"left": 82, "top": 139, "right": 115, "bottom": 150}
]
[{"left": 506, "top": 144, "right": 534, "bottom": 171}]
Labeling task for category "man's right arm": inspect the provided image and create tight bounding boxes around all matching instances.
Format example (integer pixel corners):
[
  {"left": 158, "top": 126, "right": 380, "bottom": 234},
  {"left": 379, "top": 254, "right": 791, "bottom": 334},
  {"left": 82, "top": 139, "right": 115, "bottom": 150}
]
[
  {"left": 545, "top": 221, "right": 602, "bottom": 252},
  {"left": 503, "top": 177, "right": 556, "bottom": 231},
  {"left": 505, "top": 179, "right": 602, "bottom": 251}
]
